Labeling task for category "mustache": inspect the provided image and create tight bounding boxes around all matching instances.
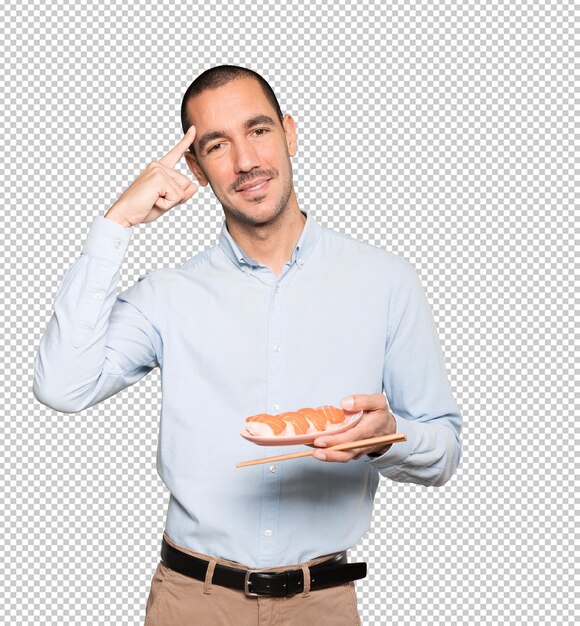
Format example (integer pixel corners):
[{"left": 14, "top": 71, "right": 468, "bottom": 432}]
[{"left": 233, "top": 170, "right": 277, "bottom": 192}]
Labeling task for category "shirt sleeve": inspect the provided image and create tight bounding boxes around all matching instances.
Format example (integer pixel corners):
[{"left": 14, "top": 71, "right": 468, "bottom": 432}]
[
  {"left": 366, "top": 255, "right": 463, "bottom": 486},
  {"left": 32, "top": 216, "right": 162, "bottom": 413}
]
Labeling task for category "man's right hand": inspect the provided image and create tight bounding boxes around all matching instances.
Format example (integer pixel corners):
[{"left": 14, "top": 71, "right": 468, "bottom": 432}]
[{"left": 104, "top": 125, "right": 199, "bottom": 228}]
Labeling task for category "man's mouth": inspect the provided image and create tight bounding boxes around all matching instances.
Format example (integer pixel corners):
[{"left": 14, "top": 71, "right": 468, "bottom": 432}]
[{"left": 236, "top": 178, "right": 271, "bottom": 194}]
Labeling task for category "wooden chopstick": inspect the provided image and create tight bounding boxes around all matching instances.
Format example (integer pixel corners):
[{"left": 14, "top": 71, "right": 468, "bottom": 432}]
[{"left": 236, "top": 433, "right": 407, "bottom": 468}]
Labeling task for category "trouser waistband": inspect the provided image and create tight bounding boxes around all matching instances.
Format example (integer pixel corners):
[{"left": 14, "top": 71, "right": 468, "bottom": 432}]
[{"left": 160, "top": 536, "right": 367, "bottom": 597}]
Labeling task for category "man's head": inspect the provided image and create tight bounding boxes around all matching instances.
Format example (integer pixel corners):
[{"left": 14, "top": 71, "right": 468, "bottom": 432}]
[
  {"left": 181, "top": 66, "right": 284, "bottom": 144},
  {"left": 181, "top": 65, "right": 298, "bottom": 228}
]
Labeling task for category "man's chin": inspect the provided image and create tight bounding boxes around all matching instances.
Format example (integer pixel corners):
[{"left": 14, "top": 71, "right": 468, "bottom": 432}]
[{"left": 223, "top": 201, "right": 286, "bottom": 227}]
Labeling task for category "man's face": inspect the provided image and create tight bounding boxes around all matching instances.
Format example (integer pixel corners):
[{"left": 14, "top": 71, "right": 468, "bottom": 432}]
[{"left": 184, "top": 77, "right": 298, "bottom": 227}]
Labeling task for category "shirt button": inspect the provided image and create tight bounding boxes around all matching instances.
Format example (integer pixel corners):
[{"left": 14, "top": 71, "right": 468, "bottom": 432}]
[
  {"left": 298, "top": 258, "right": 305, "bottom": 266},
  {"left": 113, "top": 240, "right": 121, "bottom": 250},
  {"left": 269, "top": 465, "right": 277, "bottom": 473},
  {"left": 273, "top": 344, "right": 280, "bottom": 352},
  {"left": 264, "top": 529, "right": 272, "bottom": 537},
  {"left": 93, "top": 292, "right": 103, "bottom": 300},
  {"left": 275, "top": 285, "right": 281, "bottom": 294},
  {"left": 272, "top": 404, "right": 280, "bottom": 412}
]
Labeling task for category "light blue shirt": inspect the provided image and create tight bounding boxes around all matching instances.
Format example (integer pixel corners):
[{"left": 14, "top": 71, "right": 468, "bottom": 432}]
[{"left": 33, "top": 210, "right": 462, "bottom": 567}]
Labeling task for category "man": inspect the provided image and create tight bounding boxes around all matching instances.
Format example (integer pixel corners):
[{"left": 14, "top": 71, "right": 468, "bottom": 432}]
[{"left": 33, "top": 65, "right": 463, "bottom": 625}]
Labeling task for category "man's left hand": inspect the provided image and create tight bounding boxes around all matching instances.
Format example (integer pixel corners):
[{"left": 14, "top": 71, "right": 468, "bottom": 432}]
[{"left": 311, "top": 393, "right": 397, "bottom": 462}]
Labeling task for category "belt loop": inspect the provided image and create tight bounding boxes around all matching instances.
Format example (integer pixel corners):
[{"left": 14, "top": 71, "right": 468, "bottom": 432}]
[
  {"left": 301, "top": 564, "right": 311, "bottom": 598},
  {"left": 203, "top": 558, "right": 217, "bottom": 595}
]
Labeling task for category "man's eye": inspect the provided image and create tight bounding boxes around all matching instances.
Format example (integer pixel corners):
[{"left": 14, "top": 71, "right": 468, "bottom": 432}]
[{"left": 207, "top": 130, "right": 268, "bottom": 154}]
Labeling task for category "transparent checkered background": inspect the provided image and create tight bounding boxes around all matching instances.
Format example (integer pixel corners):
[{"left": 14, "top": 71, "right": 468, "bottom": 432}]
[{"left": 0, "top": 0, "right": 576, "bottom": 624}]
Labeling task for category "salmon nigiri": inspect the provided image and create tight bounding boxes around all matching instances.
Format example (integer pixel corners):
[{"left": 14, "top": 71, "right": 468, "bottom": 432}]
[
  {"left": 297, "top": 407, "right": 327, "bottom": 432},
  {"left": 278, "top": 411, "right": 311, "bottom": 435},
  {"left": 316, "top": 405, "right": 347, "bottom": 429},
  {"left": 245, "top": 405, "right": 348, "bottom": 437},
  {"left": 247, "top": 413, "right": 276, "bottom": 422},
  {"left": 245, "top": 413, "right": 286, "bottom": 436}
]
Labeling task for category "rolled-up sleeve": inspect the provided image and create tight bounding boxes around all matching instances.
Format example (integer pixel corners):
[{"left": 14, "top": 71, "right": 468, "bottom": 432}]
[
  {"left": 33, "top": 216, "right": 162, "bottom": 414},
  {"left": 367, "top": 256, "right": 463, "bottom": 486}
]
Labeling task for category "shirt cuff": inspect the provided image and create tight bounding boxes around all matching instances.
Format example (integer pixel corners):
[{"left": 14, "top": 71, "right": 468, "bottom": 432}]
[
  {"left": 82, "top": 215, "right": 134, "bottom": 265},
  {"left": 365, "top": 413, "right": 419, "bottom": 469}
]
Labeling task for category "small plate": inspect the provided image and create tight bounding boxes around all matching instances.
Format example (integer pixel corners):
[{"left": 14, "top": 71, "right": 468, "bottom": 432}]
[{"left": 240, "top": 410, "right": 364, "bottom": 446}]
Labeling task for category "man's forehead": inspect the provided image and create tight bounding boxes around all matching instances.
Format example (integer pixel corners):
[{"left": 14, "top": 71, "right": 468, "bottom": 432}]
[{"left": 186, "top": 78, "right": 276, "bottom": 124}]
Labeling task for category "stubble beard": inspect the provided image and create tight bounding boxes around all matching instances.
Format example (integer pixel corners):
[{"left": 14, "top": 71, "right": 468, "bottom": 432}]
[{"left": 217, "top": 164, "right": 295, "bottom": 228}]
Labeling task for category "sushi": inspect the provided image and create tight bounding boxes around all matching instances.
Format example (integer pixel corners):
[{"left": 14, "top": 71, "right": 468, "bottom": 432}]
[
  {"left": 317, "top": 405, "right": 346, "bottom": 426},
  {"left": 245, "top": 406, "right": 347, "bottom": 437},
  {"left": 245, "top": 413, "right": 286, "bottom": 436}
]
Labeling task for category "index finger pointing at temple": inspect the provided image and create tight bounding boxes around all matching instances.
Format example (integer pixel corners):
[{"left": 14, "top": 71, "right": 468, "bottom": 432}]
[{"left": 159, "top": 125, "right": 197, "bottom": 168}]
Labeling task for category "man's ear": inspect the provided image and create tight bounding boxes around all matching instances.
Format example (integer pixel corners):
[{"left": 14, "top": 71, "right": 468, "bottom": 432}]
[
  {"left": 282, "top": 114, "right": 297, "bottom": 157},
  {"left": 184, "top": 150, "right": 209, "bottom": 186}
]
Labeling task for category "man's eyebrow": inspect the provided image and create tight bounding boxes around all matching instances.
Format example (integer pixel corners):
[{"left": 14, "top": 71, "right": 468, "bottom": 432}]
[
  {"left": 243, "top": 114, "right": 276, "bottom": 129},
  {"left": 197, "top": 115, "right": 277, "bottom": 154}
]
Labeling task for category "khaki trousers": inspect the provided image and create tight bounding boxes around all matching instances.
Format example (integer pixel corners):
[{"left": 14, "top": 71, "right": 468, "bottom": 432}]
[{"left": 144, "top": 533, "right": 362, "bottom": 626}]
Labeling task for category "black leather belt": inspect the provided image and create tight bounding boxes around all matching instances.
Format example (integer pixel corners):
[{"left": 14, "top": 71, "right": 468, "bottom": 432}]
[{"left": 161, "top": 537, "right": 367, "bottom": 597}]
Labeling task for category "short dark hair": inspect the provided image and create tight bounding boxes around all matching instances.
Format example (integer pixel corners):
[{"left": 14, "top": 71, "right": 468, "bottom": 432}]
[{"left": 180, "top": 65, "right": 284, "bottom": 158}]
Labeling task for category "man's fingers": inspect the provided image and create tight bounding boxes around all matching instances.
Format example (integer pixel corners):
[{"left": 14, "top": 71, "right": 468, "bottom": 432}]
[
  {"left": 340, "top": 393, "right": 388, "bottom": 413},
  {"left": 184, "top": 181, "right": 198, "bottom": 197},
  {"left": 312, "top": 429, "right": 356, "bottom": 450},
  {"left": 312, "top": 436, "right": 376, "bottom": 462},
  {"left": 311, "top": 395, "right": 393, "bottom": 463},
  {"left": 313, "top": 449, "right": 355, "bottom": 463},
  {"left": 164, "top": 165, "right": 197, "bottom": 190},
  {"left": 153, "top": 175, "right": 190, "bottom": 210},
  {"left": 312, "top": 417, "right": 373, "bottom": 451},
  {"left": 159, "top": 125, "right": 197, "bottom": 169}
]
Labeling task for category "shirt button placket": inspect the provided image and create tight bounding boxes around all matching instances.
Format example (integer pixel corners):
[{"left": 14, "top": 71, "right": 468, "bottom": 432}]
[
  {"left": 268, "top": 283, "right": 283, "bottom": 415},
  {"left": 258, "top": 281, "right": 284, "bottom": 566}
]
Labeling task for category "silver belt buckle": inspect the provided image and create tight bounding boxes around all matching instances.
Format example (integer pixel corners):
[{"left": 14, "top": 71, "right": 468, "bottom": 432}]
[
  {"left": 244, "top": 569, "right": 264, "bottom": 597},
  {"left": 244, "top": 554, "right": 344, "bottom": 596},
  {"left": 244, "top": 569, "right": 290, "bottom": 597}
]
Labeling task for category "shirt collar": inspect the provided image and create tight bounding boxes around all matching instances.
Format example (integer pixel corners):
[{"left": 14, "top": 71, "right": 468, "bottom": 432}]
[{"left": 218, "top": 210, "right": 321, "bottom": 271}]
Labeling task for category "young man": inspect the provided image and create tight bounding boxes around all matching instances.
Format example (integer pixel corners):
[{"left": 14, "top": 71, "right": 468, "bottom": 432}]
[{"left": 33, "top": 65, "right": 463, "bottom": 625}]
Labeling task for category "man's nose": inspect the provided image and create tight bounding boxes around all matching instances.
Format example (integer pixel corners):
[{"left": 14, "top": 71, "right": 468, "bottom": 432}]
[{"left": 233, "top": 140, "right": 261, "bottom": 173}]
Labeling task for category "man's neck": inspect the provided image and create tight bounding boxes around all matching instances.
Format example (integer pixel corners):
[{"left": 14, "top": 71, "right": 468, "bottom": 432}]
[{"left": 225, "top": 205, "right": 307, "bottom": 277}]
